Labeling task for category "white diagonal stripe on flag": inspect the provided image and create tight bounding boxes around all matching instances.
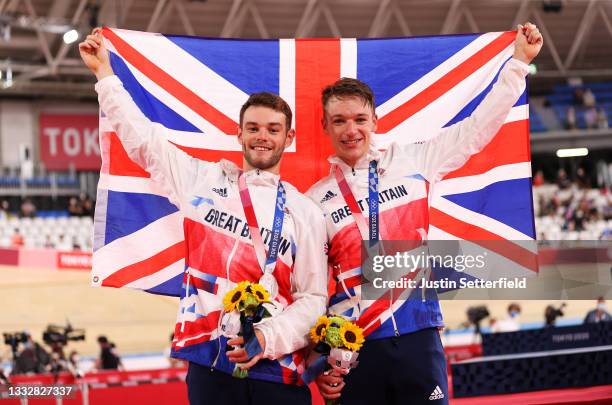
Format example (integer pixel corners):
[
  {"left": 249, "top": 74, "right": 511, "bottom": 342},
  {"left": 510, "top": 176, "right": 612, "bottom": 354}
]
[
  {"left": 93, "top": 211, "right": 185, "bottom": 282},
  {"left": 430, "top": 196, "right": 535, "bottom": 242},
  {"left": 112, "top": 28, "right": 247, "bottom": 121},
  {"left": 374, "top": 42, "right": 514, "bottom": 146},
  {"left": 432, "top": 162, "right": 532, "bottom": 197},
  {"left": 376, "top": 32, "right": 507, "bottom": 117},
  {"left": 124, "top": 259, "right": 184, "bottom": 290}
]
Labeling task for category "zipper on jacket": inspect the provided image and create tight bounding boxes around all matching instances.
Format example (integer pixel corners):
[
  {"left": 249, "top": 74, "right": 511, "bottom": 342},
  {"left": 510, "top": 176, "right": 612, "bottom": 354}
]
[
  {"left": 351, "top": 167, "right": 356, "bottom": 176},
  {"left": 389, "top": 289, "right": 400, "bottom": 337}
]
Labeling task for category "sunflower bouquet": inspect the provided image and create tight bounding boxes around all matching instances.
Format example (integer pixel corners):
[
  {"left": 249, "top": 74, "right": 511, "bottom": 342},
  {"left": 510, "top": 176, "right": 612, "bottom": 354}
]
[
  {"left": 221, "top": 281, "right": 272, "bottom": 378},
  {"left": 303, "top": 315, "right": 365, "bottom": 405}
]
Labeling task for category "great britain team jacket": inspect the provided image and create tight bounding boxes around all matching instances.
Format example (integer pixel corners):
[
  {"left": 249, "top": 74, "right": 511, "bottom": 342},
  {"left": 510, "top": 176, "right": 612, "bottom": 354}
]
[
  {"left": 96, "top": 75, "right": 328, "bottom": 385},
  {"left": 306, "top": 58, "right": 530, "bottom": 340}
]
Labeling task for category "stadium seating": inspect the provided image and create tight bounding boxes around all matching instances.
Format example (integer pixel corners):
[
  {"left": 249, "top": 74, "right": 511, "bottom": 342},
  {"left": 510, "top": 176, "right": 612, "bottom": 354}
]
[
  {"left": 546, "top": 82, "right": 612, "bottom": 129},
  {"left": 0, "top": 215, "right": 93, "bottom": 251}
]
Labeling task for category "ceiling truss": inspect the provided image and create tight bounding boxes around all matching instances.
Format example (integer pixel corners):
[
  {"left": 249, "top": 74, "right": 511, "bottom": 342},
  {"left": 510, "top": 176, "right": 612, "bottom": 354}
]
[{"left": 0, "top": 0, "right": 611, "bottom": 98}]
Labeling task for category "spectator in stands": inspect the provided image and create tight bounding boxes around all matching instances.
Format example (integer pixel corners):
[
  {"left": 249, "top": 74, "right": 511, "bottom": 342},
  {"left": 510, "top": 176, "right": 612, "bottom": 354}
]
[
  {"left": 564, "top": 195, "right": 596, "bottom": 232},
  {"left": 95, "top": 335, "right": 123, "bottom": 371},
  {"left": 572, "top": 87, "right": 584, "bottom": 106},
  {"left": 44, "top": 235, "right": 54, "bottom": 249},
  {"left": 19, "top": 198, "right": 36, "bottom": 218},
  {"left": 584, "top": 297, "right": 611, "bottom": 323},
  {"left": 11, "top": 229, "right": 24, "bottom": 247},
  {"left": 491, "top": 303, "right": 521, "bottom": 333},
  {"left": 556, "top": 168, "right": 571, "bottom": 189},
  {"left": 583, "top": 88, "right": 596, "bottom": 108},
  {"left": 597, "top": 108, "right": 609, "bottom": 129},
  {"left": 585, "top": 107, "right": 598, "bottom": 129},
  {"left": 56, "top": 235, "right": 73, "bottom": 251},
  {"left": 79, "top": 192, "right": 94, "bottom": 217},
  {"left": 68, "top": 197, "right": 83, "bottom": 216},
  {"left": 565, "top": 106, "right": 576, "bottom": 129},
  {"left": 533, "top": 170, "right": 545, "bottom": 187},
  {"left": 0, "top": 200, "right": 10, "bottom": 219},
  {"left": 576, "top": 167, "right": 591, "bottom": 189}
]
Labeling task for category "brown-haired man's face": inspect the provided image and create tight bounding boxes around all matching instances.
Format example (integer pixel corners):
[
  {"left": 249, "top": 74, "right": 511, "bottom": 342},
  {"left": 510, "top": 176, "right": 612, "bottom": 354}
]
[
  {"left": 323, "top": 96, "right": 377, "bottom": 167},
  {"left": 238, "top": 106, "right": 295, "bottom": 173}
]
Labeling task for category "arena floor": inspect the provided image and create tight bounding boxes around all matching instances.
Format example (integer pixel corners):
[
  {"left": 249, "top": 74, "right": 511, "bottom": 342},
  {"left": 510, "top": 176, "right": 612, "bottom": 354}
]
[
  {"left": 0, "top": 265, "right": 177, "bottom": 358},
  {"left": 0, "top": 264, "right": 599, "bottom": 358}
]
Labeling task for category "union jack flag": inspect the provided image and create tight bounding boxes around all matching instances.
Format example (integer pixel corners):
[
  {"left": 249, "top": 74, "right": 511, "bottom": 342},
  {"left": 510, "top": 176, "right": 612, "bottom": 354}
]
[{"left": 92, "top": 28, "right": 536, "bottom": 296}]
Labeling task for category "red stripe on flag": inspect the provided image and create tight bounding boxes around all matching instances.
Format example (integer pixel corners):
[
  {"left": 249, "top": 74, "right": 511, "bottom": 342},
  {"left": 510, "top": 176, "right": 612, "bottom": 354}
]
[
  {"left": 101, "top": 241, "right": 185, "bottom": 287},
  {"left": 107, "top": 134, "right": 244, "bottom": 178},
  {"left": 377, "top": 31, "right": 516, "bottom": 133},
  {"left": 356, "top": 270, "right": 421, "bottom": 336},
  {"left": 102, "top": 27, "right": 237, "bottom": 135},
  {"left": 108, "top": 132, "right": 150, "bottom": 177},
  {"left": 442, "top": 120, "right": 530, "bottom": 180},
  {"left": 283, "top": 39, "right": 340, "bottom": 191},
  {"left": 430, "top": 207, "right": 538, "bottom": 273}
]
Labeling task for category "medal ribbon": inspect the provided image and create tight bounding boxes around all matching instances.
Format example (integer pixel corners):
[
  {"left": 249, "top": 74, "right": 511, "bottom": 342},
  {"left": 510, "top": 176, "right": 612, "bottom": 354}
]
[
  {"left": 334, "top": 161, "right": 379, "bottom": 245},
  {"left": 238, "top": 172, "right": 286, "bottom": 275}
]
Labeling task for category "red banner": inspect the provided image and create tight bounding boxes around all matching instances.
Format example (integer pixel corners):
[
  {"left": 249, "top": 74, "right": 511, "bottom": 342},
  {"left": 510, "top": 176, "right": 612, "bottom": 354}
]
[
  {"left": 57, "top": 251, "right": 93, "bottom": 269},
  {"left": 39, "top": 114, "right": 101, "bottom": 170}
]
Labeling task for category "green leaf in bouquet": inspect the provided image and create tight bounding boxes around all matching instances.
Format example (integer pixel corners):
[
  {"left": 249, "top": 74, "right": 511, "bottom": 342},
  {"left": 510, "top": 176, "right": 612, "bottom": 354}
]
[
  {"left": 324, "top": 327, "right": 343, "bottom": 348},
  {"left": 232, "top": 366, "right": 249, "bottom": 379}
]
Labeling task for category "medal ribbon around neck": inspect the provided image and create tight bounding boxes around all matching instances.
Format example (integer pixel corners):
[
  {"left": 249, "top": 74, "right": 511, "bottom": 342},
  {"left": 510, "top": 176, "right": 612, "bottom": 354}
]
[
  {"left": 238, "top": 171, "right": 286, "bottom": 296},
  {"left": 333, "top": 160, "right": 380, "bottom": 246}
]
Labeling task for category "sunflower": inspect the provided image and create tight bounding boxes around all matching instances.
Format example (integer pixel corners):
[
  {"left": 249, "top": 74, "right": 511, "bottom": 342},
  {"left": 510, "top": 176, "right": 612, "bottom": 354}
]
[
  {"left": 223, "top": 281, "right": 251, "bottom": 312},
  {"left": 339, "top": 321, "right": 365, "bottom": 351},
  {"left": 310, "top": 316, "right": 331, "bottom": 344},
  {"left": 250, "top": 283, "right": 270, "bottom": 304}
]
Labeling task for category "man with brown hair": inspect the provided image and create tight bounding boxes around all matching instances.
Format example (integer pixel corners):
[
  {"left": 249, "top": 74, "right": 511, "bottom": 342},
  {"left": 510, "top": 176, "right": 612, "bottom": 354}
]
[
  {"left": 307, "top": 24, "right": 543, "bottom": 404},
  {"left": 79, "top": 29, "right": 327, "bottom": 404}
]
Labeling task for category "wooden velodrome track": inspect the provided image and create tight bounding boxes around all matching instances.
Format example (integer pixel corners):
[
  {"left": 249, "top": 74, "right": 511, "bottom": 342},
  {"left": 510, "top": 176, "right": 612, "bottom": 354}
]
[{"left": 0, "top": 264, "right": 598, "bottom": 358}]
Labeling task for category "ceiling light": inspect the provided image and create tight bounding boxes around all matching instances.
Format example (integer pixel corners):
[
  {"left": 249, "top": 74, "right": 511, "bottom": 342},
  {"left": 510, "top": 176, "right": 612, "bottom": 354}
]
[
  {"left": 63, "top": 29, "right": 79, "bottom": 44},
  {"left": 556, "top": 148, "right": 588, "bottom": 158}
]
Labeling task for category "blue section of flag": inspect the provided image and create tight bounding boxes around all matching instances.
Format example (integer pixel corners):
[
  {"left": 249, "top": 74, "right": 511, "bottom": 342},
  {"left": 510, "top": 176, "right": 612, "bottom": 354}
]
[
  {"left": 357, "top": 34, "right": 479, "bottom": 107},
  {"left": 366, "top": 299, "right": 444, "bottom": 340},
  {"left": 109, "top": 52, "right": 201, "bottom": 132},
  {"left": 105, "top": 191, "right": 179, "bottom": 245},
  {"left": 165, "top": 36, "right": 280, "bottom": 95},
  {"left": 443, "top": 178, "right": 536, "bottom": 238},
  {"left": 146, "top": 273, "right": 183, "bottom": 296},
  {"left": 329, "top": 290, "right": 351, "bottom": 307},
  {"left": 432, "top": 266, "right": 479, "bottom": 293},
  {"left": 444, "top": 59, "right": 528, "bottom": 128}
]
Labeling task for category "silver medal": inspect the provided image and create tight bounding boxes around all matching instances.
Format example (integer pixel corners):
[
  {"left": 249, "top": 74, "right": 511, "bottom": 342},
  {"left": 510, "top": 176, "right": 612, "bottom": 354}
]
[
  {"left": 220, "top": 311, "right": 241, "bottom": 337},
  {"left": 259, "top": 273, "right": 278, "bottom": 300}
]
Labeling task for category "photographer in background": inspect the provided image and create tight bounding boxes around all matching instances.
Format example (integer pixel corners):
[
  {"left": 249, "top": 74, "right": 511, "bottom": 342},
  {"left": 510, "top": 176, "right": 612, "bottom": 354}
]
[
  {"left": 11, "top": 333, "right": 50, "bottom": 375},
  {"left": 95, "top": 336, "right": 123, "bottom": 371},
  {"left": 544, "top": 303, "right": 567, "bottom": 327}
]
